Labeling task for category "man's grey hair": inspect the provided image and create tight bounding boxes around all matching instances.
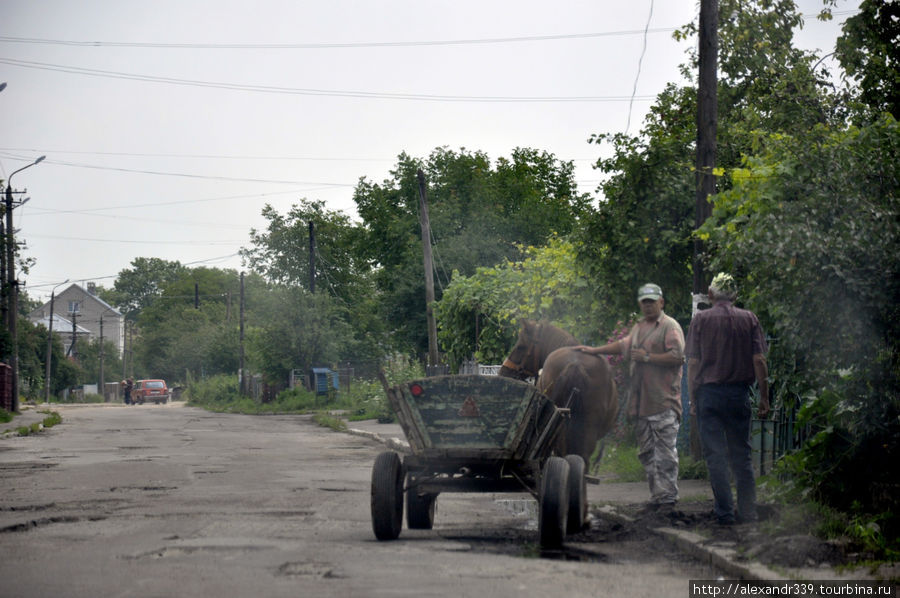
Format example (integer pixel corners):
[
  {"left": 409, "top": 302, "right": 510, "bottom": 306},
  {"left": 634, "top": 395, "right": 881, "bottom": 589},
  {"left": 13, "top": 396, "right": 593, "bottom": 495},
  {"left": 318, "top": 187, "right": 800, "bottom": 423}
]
[{"left": 709, "top": 272, "right": 738, "bottom": 301}]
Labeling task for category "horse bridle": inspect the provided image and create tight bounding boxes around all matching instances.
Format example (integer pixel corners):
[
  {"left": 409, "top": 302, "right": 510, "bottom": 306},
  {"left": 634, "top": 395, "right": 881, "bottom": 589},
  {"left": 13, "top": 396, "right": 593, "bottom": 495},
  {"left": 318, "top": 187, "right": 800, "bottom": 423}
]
[{"left": 502, "top": 324, "right": 543, "bottom": 379}]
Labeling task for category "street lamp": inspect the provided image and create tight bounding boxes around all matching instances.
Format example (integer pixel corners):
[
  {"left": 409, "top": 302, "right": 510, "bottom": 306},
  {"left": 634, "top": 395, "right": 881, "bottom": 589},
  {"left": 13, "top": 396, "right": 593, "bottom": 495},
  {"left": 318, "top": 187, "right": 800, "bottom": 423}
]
[
  {"left": 43, "top": 279, "right": 69, "bottom": 404},
  {"left": 5, "top": 155, "right": 45, "bottom": 412}
]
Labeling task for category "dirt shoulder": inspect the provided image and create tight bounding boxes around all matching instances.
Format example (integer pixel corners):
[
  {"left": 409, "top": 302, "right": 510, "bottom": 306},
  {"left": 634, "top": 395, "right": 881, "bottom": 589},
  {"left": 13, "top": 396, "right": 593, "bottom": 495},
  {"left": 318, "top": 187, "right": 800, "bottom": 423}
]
[{"left": 586, "top": 498, "right": 900, "bottom": 583}]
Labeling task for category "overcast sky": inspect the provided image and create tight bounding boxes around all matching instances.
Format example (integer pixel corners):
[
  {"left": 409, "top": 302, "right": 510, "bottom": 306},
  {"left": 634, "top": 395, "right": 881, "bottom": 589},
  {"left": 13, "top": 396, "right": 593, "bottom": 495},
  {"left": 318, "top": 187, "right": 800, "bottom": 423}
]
[{"left": 1, "top": 0, "right": 858, "bottom": 303}]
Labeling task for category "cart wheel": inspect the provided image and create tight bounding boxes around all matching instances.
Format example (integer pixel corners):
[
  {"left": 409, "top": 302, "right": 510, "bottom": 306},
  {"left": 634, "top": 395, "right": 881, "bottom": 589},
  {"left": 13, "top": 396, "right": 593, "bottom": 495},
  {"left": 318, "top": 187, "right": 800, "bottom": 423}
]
[
  {"left": 564, "top": 454, "right": 587, "bottom": 534},
  {"left": 539, "top": 456, "right": 570, "bottom": 548},
  {"left": 371, "top": 451, "right": 404, "bottom": 540},
  {"left": 406, "top": 477, "right": 437, "bottom": 530}
]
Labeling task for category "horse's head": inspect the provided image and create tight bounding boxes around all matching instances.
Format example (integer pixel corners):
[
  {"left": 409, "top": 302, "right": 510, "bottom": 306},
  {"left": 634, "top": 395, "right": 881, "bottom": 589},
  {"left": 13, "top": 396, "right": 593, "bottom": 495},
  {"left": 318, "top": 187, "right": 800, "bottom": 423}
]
[{"left": 499, "top": 320, "right": 543, "bottom": 380}]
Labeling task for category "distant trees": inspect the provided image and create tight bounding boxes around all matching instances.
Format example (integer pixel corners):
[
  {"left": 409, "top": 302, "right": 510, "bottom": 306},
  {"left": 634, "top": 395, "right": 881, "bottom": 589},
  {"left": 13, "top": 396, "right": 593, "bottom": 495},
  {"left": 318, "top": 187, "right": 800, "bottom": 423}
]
[{"left": 352, "top": 147, "right": 590, "bottom": 356}]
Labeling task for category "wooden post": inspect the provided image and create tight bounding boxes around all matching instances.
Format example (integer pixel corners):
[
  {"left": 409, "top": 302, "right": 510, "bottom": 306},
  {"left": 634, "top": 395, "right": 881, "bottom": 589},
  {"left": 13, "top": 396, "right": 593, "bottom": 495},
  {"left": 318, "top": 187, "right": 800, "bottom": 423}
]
[
  {"left": 308, "top": 221, "right": 316, "bottom": 294},
  {"left": 691, "top": 0, "right": 718, "bottom": 460},
  {"left": 694, "top": 0, "right": 718, "bottom": 295},
  {"left": 417, "top": 169, "right": 440, "bottom": 368},
  {"left": 239, "top": 272, "right": 246, "bottom": 395},
  {"left": 99, "top": 315, "right": 105, "bottom": 401}
]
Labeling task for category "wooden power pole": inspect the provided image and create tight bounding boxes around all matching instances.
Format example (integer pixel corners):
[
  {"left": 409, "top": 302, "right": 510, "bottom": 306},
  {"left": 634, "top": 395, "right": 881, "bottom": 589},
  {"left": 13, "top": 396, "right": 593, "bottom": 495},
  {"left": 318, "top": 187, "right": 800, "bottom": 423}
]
[
  {"left": 416, "top": 169, "right": 440, "bottom": 368},
  {"left": 308, "top": 221, "right": 316, "bottom": 294},
  {"left": 694, "top": 0, "right": 719, "bottom": 295},
  {"left": 690, "top": 0, "right": 719, "bottom": 460},
  {"left": 239, "top": 272, "right": 246, "bottom": 396}
]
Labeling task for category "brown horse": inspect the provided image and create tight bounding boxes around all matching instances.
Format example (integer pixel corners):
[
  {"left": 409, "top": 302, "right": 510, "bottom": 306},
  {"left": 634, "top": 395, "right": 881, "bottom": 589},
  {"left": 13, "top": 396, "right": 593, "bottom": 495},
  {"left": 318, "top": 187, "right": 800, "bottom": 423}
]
[{"left": 499, "top": 320, "right": 618, "bottom": 466}]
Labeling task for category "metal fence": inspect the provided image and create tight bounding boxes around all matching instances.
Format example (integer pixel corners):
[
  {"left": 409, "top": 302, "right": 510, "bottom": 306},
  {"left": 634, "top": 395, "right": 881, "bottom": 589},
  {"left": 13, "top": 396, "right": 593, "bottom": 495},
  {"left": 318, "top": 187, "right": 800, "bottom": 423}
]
[{"left": 678, "top": 365, "right": 808, "bottom": 476}]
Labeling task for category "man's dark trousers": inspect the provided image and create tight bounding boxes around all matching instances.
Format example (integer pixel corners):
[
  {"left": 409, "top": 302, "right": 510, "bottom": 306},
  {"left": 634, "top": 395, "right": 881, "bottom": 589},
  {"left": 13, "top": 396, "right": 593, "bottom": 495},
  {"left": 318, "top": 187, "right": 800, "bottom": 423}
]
[{"left": 698, "top": 383, "right": 757, "bottom": 523}]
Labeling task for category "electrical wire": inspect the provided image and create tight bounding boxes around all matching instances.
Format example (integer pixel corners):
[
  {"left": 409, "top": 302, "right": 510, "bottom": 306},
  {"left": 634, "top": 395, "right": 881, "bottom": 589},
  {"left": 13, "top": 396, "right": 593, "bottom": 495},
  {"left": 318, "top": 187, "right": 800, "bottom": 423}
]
[
  {"left": 0, "top": 28, "right": 678, "bottom": 50},
  {"left": 626, "top": 0, "right": 655, "bottom": 134},
  {"left": 0, "top": 58, "right": 655, "bottom": 103}
]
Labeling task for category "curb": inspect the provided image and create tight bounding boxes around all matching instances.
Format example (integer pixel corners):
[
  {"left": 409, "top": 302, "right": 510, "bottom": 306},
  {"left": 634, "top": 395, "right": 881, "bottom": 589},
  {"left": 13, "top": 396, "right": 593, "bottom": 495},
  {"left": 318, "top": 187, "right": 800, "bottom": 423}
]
[
  {"left": 345, "top": 427, "right": 410, "bottom": 454},
  {"left": 593, "top": 505, "right": 785, "bottom": 581}
]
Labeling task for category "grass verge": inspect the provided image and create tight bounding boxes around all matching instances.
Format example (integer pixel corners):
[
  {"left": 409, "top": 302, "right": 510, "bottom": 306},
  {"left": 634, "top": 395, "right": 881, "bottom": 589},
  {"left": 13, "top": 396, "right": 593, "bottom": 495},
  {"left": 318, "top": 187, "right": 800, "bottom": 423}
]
[{"left": 3, "top": 409, "right": 63, "bottom": 437}]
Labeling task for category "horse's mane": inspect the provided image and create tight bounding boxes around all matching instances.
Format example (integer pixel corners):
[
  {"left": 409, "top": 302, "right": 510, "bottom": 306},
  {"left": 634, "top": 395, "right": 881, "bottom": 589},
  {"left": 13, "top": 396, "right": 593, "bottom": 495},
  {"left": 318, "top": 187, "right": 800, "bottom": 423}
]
[{"left": 532, "top": 321, "right": 578, "bottom": 354}]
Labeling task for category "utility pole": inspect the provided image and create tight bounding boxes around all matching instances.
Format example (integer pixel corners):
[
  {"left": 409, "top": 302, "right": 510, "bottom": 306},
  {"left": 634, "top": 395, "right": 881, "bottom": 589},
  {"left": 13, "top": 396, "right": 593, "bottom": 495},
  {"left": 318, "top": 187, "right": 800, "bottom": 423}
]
[
  {"left": 68, "top": 311, "right": 77, "bottom": 358},
  {"left": 99, "top": 315, "right": 105, "bottom": 401},
  {"left": 694, "top": 0, "right": 718, "bottom": 296},
  {"left": 417, "top": 169, "right": 440, "bottom": 368},
  {"left": 128, "top": 321, "right": 134, "bottom": 379},
  {"left": 4, "top": 155, "right": 45, "bottom": 411},
  {"left": 308, "top": 221, "right": 316, "bottom": 293},
  {"left": 44, "top": 291, "right": 55, "bottom": 404},
  {"left": 690, "top": 0, "right": 719, "bottom": 460},
  {"left": 239, "top": 272, "right": 246, "bottom": 396},
  {"left": 43, "top": 280, "right": 68, "bottom": 404},
  {"left": 122, "top": 319, "right": 128, "bottom": 382}
]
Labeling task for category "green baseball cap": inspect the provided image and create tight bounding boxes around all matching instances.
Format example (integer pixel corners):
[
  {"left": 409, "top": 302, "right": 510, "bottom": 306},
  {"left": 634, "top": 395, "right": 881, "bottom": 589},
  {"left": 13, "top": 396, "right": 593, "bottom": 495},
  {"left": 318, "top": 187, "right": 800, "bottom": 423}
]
[{"left": 637, "top": 283, "right": 663, "bottom": 302}]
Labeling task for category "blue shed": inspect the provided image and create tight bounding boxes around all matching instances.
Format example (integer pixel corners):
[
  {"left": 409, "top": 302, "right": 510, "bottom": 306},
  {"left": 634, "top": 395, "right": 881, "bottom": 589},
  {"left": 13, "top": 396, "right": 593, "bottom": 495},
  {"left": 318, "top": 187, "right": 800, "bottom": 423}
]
[{"left": 310, "top": 368, "right": 339, "bottom": 395}]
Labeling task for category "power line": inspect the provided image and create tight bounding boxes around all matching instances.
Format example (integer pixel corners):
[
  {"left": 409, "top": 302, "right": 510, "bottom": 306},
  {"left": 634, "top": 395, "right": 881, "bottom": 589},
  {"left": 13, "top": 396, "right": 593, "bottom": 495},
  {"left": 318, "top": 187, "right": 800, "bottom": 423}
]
[
  {"left": 25, "top": 233, "right": 243, "bottom": 245},
  {"left": 0, "top": 151, "right": 354, "bottom": 186},
  {"left": 0, "top": 147, "right": 393, "bottom": 163},
  {"left": 0, "top": 13, "right": 854, "bottom": 50},
  {"left": 626, "top": 0, "right": 655, "bottom": 134},
  {"left": 24, "top": 253, "right": 243, "bottom": 292},
  {"left": 0, "top": 58, "right": 656, "bottom": 103},
  {"left": 0, "top": 29, "right": 680, "bottom": 50}
]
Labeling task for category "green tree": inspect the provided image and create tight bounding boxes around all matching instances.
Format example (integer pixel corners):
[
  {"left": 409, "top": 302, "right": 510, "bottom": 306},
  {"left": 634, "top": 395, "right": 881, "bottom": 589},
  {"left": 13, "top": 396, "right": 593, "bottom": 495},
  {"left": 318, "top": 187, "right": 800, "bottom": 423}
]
[
  {"left": 247, "top": 286, "right": 354, "bottom": 385},
  {"left": 105, "top": 258, "right": 188, "bottom": 319},
  {"left": 354, "top": 147, "right": 590, "bottom": 357},
  {"left": 699, "top": 116, "right": 900, "bottom": 533},
  {"left": 578, "top": 0, "right": 838, "bottom": 325},
  {"left": 73, "top": 337, "right": 122, "bottom": 390},
  {"left": 435, "top": 236, "right": 609, "bottom": 369},
  {"left": 835, "top": 0, "right": 900, "bottom": 120},
  {"left": 16, "top": 318, "right": 50, "bottom": 400},
  {"left": 132, "top": 267, "right": 244, "bottom": 383},
  {"left": 241, "top": 199, "right": 385, "bottom": 361}
]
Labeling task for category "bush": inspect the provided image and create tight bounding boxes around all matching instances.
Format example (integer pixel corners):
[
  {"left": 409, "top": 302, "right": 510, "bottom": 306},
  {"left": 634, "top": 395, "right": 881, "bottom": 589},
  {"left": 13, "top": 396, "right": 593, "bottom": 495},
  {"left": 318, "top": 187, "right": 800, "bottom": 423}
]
[
  {"left": 185, "top": 374, "right": 241, "bottom": 408},
  {"left": 332, "top": 354, "right": 426, "bottom": 422}
]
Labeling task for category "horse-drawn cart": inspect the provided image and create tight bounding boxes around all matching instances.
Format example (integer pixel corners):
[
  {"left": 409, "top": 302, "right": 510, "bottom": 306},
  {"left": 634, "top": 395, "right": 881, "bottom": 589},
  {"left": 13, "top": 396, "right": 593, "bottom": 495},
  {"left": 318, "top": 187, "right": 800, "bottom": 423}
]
[{"left": 371, "top": 374, "right": 587, "bottom": 548}]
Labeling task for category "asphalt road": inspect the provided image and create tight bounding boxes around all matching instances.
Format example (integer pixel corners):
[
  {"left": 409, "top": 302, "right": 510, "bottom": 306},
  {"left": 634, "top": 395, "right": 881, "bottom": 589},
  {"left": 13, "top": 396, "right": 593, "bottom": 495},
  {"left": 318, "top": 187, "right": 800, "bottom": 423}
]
[{"left": 0, "top": 403, "right": 717, "bottom": 597}]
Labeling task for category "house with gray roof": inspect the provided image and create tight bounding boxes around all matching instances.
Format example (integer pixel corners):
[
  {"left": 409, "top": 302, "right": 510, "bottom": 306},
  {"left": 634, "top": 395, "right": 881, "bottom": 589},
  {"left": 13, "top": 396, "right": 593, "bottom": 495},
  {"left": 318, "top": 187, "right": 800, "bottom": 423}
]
[{"left": 28, "top": 283, "right": 124, "bottom": 358}]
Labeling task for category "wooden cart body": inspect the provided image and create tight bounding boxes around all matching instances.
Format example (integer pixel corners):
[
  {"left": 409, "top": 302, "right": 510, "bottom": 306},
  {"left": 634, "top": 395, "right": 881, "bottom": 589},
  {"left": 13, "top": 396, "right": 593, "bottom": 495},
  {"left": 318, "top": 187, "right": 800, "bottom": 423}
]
[{"left": 371, "top": 374, "right": 585, "bottom": 547}]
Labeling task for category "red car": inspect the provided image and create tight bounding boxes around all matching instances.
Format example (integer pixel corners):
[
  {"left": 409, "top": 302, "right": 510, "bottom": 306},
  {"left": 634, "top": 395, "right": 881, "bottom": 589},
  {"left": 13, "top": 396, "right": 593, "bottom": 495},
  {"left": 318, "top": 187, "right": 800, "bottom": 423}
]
[{"left": 132, "top": 379, "right": 169, "bottom": 405}]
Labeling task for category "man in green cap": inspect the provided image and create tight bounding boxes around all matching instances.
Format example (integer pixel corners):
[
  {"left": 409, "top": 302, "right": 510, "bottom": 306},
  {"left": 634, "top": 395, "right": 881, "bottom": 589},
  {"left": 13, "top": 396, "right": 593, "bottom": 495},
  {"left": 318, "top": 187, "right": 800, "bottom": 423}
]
[
  {"left": 574, "top": 283, "right": 685, "bottom": 511},
  {"left": 687, "top": 273, "right": 770, "bottom": 525}
]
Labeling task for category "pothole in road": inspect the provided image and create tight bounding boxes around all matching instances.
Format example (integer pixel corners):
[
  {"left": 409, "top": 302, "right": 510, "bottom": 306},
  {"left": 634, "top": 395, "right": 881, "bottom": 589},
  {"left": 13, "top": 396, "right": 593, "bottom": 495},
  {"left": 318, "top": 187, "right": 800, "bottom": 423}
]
[
  {"left": 276, "top": 562, "right": 345, "bottom": 579},
  {"left": 0, "top": 462, "right": 59, "bottom": 473},
  {"left": 109, "top": 485, "right": 178, "bottom": 492},
  {"left": 0, "top": 515, "right": 107, "bottom": 534},
  {"left": 129, "top": 545, "right": 270, "bottom": 559},
  {"left": 440, "top": 530, "right": 609, "bottom": 563}
]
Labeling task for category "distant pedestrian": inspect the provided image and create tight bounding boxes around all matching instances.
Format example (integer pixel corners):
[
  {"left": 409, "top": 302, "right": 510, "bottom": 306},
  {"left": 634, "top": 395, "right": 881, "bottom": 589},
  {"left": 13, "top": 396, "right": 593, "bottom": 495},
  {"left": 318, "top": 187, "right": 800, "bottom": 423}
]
[
  {"left": 574, "top": 283, "right": 685, "bottom": 511},
  {"left": 687, "top": 273, "right": 770, "bottom": 525},
  {"left": 123, "top": 378, "right": 134, "bottom": 405}
]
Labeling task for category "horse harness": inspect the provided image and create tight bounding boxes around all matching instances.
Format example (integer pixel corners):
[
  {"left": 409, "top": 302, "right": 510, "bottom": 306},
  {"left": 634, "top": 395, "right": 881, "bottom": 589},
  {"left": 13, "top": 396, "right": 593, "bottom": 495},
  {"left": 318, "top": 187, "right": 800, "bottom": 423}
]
[{"left": 501, "top": 323, "right": 545, "bottom": 379}]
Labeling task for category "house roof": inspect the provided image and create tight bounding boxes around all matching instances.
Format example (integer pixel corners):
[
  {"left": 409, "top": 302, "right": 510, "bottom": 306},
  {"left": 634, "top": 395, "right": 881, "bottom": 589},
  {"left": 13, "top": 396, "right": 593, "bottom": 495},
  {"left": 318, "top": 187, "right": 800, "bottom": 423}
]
[
  {"left": 62, "top": 283, "right": 122, "bottom": 315},
  {"left": 30, "top": 283, "right": 122, "bottom": 318},
  {"left": 32, "top": 314, "right": 91, "bottom": 334}
]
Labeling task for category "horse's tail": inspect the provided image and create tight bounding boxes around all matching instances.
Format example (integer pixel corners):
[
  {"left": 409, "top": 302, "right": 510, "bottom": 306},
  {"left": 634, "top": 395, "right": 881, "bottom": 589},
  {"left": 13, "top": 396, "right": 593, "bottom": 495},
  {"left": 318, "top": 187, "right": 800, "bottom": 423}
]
[{"left": 545, "top": 359, "right": 592, "bottom": 460}]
